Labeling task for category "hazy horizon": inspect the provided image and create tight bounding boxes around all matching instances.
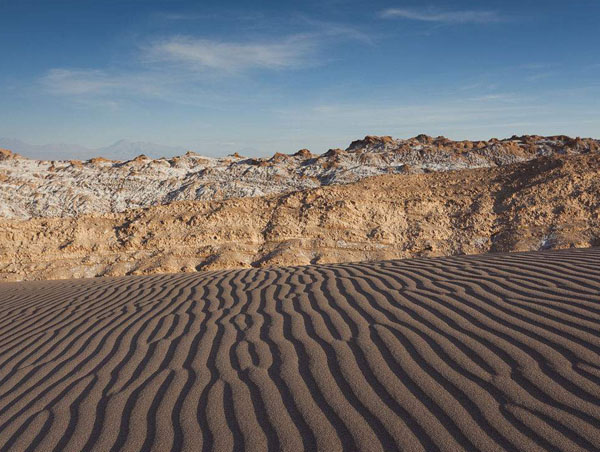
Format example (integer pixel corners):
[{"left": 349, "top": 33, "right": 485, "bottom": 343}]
[{"left": 3, "top": 131, "right": 600, "bottom": 161}]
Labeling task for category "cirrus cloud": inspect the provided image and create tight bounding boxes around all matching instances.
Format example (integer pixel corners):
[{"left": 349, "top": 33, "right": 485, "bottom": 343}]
[
  {"left": 142, "top": 35, "right": 316, "bottom": 72},
  {"left": 379, "top": 8, "right": 502, "bottom": 24}
]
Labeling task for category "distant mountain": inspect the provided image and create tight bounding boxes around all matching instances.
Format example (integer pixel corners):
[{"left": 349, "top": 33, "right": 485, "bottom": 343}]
[
  {"left": 0, "top": 138, "right": 93, "bottom": 160},
  {"left": 97, "top": 140, "right": 189, "bottom": 160},
  {"left": 0, "top": 137, "right": 189, "bottom": 160}
]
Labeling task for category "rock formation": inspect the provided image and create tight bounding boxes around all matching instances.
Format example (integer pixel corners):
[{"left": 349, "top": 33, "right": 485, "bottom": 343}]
[
  {"left": 1, "top": 135, "right": 597, "bottom": 219},
  {"left": 1, "top": 152, "right": 598, "bottom": 281}
]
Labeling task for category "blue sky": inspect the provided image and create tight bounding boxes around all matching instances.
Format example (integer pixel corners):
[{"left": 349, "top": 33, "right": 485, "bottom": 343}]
[{"left": 1, "top": 0, "right": 599, "bottom": 157}]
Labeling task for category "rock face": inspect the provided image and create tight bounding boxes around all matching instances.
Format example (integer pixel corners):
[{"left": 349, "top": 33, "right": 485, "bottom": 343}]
[
  {"left": 2, "top": 152, "right": 599, "bottom": 281},
  {"left": 1, "top": 134, "right": 598, "bottom": 219}
]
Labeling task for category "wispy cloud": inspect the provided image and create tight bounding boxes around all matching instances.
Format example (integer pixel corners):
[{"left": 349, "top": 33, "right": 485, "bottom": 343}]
[
  {"left": 42, "top": 69, "right": 122, "bottom": 96},
  {"left": 157, "top": 12, "right": 215, "bottom": 21},
  {"left": 294, "top": 16, "right": 374, "bottom": 45},
  {"left": 40, "top": 21, "right": 369, "bottom": 106},
  {"left": 467, "top": 93, "right": 519, "bottom": 103},
  {"left": 39, "top": 68, "right": 206, "bottom": 108},
  {"left": 39, "top": 34, "right": 322, "bottom": 105},
  {"left": 379, "top": 8, "right": 502, "bottom": 24},
  {"left": 143, "top": 35, "right": 316, "bottom": 72},
  {"left": 40, "top": 68, "right": 173, "bottom": 98}
]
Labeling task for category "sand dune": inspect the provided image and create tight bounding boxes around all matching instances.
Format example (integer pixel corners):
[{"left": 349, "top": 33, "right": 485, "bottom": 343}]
[{"left": 0, "top": 248, "right": 599, "bottom": 451}]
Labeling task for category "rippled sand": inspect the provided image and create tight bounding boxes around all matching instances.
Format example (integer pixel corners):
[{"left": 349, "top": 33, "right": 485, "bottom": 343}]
[{"left": 0, "top": 249, "right": 599, "bottom": 451}]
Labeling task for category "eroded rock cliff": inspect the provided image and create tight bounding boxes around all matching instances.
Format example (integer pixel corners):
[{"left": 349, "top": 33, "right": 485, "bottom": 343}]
[{"left": 2, "top": 152, "right": 598, "bottom": 281}]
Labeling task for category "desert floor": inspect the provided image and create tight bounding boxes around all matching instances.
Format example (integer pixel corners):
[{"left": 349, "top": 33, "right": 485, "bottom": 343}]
[{"left": 0, "top": 248, "right": 599, "bottom": 451}]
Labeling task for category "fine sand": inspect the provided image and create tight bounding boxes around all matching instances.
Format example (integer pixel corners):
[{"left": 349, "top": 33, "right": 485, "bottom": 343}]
[{"left": 0, "top": 248, "right": 599, "bottom": 451}]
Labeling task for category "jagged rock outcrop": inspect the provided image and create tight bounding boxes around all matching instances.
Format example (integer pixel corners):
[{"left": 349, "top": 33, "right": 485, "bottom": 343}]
[
  {"left": 1, "top": 152, "right": 599, "bottom": 281},
  {"left": 1, "top": 135, "right": 597, "bottom": 219},
  {"left": 0, "top": 148, "right": 20, "bottom": 161}
]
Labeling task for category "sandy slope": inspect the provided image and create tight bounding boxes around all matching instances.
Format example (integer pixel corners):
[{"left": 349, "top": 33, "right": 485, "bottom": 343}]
[{"left": 0, "top": 248, "right": 599, "bottom": 451}]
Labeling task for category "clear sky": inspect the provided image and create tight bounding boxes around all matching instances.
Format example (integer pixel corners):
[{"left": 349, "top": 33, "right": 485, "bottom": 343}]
[{"left": 1, "top": 0, "right": 599, "bottom": 157}]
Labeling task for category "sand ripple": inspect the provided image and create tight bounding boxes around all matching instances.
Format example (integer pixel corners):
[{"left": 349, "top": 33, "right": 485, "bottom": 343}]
[{"left": 0, "top": 249, "right": 599, "bottom": 451}]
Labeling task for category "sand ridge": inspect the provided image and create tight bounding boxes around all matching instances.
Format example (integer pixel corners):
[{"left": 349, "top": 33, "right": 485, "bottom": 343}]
[{"left": 0, "top": 248, "right": 599, "bottom": 451}]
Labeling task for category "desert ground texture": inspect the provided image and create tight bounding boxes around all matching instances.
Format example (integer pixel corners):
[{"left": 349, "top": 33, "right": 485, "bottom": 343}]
[{"left": 0, "top": 249, "right": 599, "bottom": 451}]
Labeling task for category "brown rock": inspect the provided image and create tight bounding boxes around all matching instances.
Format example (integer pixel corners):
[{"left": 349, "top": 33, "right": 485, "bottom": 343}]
[
  {"left": 346, "top": 135, "right": 395, "bottom": 151},
  {"left": 293, "top": 149, "right": 314, "bottom": 158},
  {"left": 0, "top": 149, "right": 20, "bottom": 160}
]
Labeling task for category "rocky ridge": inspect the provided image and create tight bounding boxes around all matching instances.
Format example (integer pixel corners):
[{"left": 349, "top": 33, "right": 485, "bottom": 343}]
[
  {"left": 2, "top": 152, "right": 599, "bottom": 281},
  {"left": 1, "top": 135, "right": 598, "bottom": 219}
]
